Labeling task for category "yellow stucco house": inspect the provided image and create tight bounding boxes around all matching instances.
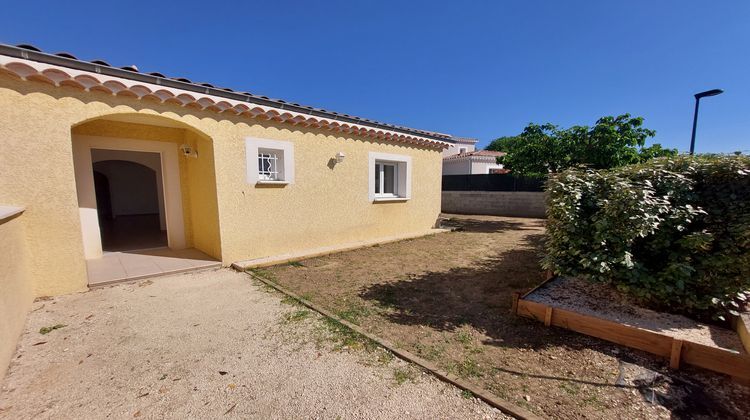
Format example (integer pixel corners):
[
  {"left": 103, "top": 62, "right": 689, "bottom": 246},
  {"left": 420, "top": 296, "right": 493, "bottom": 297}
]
[{"left": 0, "top": 43, "right": 456, "bottom": 377}]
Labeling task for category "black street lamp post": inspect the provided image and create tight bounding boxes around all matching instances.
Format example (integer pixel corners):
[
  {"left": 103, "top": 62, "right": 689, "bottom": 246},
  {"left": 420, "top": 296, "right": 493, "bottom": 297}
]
[{"left": 690, "top": 89, "right": 723, "bottom": 155}]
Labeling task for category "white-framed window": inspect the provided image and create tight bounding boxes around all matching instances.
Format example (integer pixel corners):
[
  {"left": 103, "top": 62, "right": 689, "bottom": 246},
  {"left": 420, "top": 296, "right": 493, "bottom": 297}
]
[
  {"left": 246, "top": 138, "right": 295, "bottom": 185},
  {"left": 369, "top": 152, "right": 411, "bottom": 202},
  {"left": 258, "top": 149, "right": 281, "bottom": 181},
  {"left": 375, "top": 161, "right": 399, "bottom": 197}
]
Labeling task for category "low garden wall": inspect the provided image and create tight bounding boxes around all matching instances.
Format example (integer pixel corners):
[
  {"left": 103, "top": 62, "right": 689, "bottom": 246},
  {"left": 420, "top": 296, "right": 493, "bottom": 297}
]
[
  {"left": 0, "top": 206, "right": 32, "bottom": 379},
  {"left": 441, "top": 191, "right": 546, "bottom": 218},
  {"left": 441, "top": 174, "right": 546, "bottom": 218}
]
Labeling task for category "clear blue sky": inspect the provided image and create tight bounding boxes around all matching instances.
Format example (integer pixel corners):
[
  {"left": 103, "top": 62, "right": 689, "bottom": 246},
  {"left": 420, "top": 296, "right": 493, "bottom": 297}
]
[{"left": 1, "top": 1, "right": 748, "bottom": 153}]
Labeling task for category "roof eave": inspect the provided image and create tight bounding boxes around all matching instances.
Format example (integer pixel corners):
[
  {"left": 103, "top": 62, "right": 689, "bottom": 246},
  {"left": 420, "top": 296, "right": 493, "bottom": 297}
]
[{"left": 0, "top": 43, "right": 452, "bottom": 145}]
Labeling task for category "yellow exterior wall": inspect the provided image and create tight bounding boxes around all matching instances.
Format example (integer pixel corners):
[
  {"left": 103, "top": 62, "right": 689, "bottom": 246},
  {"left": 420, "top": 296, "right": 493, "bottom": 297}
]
[
  {"left": 183, "top": 130, "right": 222, "bottom": 260},
  {"left": 215, "top": 124, "right": 442, "bottom": 263},
  {"left": 70, "top": 120, "right": 222, "bottom": 260},
  {"left": 0, "top": 74, "right": 442, "bottom": 296},
  {"left": 0, "top": 212, "right": 33, "bottom": 380}
]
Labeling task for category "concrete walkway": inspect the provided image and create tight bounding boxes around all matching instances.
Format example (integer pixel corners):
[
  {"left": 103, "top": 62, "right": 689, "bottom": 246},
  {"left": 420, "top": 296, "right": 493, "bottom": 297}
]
[
  {"left": 0, "top": 269, "right": 507, "bottom": 419},
  {"left": 86, "top": 247, "right": 220, "bottom": 286}
]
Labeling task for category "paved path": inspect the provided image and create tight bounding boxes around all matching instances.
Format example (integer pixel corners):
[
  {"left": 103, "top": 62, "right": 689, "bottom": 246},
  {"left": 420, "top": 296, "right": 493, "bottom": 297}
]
[{"left": 0, "top": 269, "right": 507, "bottom": 419}]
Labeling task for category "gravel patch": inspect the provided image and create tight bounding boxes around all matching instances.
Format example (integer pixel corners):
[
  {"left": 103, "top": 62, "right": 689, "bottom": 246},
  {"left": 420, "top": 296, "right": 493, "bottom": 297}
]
[
  {"left": 0, "top": 269, "right": 509, "bottom": 419},
  {"left": 526, "top": 276, "right": 744, "bottom": 351}
]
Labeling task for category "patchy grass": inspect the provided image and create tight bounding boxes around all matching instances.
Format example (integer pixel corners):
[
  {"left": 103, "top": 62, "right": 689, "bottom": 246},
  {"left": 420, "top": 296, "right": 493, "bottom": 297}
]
[
  {"left": 580, "top": 392, "right": 606, "bottom": 410},
  {"left": 454, "top": 330, "right": 473, "bottom": 347},
  {"left": 247, "top": 268, "right": 276, "bottom": 281},
  {"left": 376, "top": 349, "right": 395, "bottom": 365},
  {"left": 335, "top": 301, "right": 374, "bottom": 325},
  {"left": 451, "top": 357, "right": 483, "bottom": 379},
  {"left": 488, "top": 381, "right": 510, "bottom": 399},
  {"left": 316, "top": 318, "right": 378, "bottom": 353},
  {"left": 284, "top": 309, "right": 311, "bottom": 323},
  {"left": 39, "top": 324, "right": 66, "bottom": 335},
  {"left": 287, "top": 261, "right": 305, "bottom": 267},
  {"left": 280, "top": 295, "right": 302, "bottom": 306},
  {"left": 414, "top": 342, "right": 444, "bottom": 361},
  {"left": 392, "top": 367, "right": 417, "bottom": 385},
  {"left": 461, "top": 389, "right": 474, "bottom": 399},
  {"left": 559, "top": 381, "right": 580, "bottom": 396}
]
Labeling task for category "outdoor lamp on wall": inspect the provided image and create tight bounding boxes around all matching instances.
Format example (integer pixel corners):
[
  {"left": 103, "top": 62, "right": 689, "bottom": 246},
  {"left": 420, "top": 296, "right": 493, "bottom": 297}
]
[
  {"left": 180, "top": 144, "right": 198, "bottom": 158},
  {"left": 336, "top": 151, "right": 346, "bottom": 163}
]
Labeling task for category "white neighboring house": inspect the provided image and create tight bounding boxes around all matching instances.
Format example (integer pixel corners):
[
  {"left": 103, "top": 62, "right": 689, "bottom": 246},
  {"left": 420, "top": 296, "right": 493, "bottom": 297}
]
[
  {"left": 443, "top": 136, "right": 506, "bottom": 175},
  {"left": 442, "top": 136, "right": 478, "bottom": 157}
]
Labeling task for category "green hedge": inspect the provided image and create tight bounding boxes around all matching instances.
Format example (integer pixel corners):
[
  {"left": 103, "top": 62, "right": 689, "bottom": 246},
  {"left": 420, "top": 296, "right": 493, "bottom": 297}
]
[{"left": 544, "top": 155, "right": 750, "bottom": 321}]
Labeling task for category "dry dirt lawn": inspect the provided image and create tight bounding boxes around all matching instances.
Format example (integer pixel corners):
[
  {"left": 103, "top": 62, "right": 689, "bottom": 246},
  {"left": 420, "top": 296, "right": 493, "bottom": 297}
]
[
  {"left": 257, "top": 214, "right": 750, "bottom": 419},
  {"left": 0, "top": 269, "right": 509, "bottom": 419}
]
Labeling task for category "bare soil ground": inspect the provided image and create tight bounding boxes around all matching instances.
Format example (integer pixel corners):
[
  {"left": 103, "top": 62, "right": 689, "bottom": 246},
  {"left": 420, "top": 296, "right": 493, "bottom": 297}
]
[
  {"left": 0, "top": 269, "right": 508, "bottom": 419},
  {"left": 260, "top": 214, "right": 750, "bottom": 419}
]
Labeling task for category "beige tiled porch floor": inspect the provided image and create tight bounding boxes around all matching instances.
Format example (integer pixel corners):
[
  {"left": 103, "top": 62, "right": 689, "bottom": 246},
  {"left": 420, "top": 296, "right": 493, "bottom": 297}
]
[{"left": 86, "top": 247, "right": 221, "bottom": 286}]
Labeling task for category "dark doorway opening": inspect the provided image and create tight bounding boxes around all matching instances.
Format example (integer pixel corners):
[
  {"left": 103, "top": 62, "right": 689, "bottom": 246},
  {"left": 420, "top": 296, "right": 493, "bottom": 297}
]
[{"left": 91, "top": 150, "right": 167, "bottom": 252}]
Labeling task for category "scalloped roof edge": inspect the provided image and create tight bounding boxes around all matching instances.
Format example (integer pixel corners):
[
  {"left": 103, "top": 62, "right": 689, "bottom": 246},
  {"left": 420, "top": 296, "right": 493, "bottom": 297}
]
[{"left": 1, "top": 43, "right": 459, "bottom": 146}]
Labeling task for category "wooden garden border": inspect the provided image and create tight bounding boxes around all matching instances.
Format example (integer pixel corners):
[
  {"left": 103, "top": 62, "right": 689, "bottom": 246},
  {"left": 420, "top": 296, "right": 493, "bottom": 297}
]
[
  {"left": 733, "top": 314, "right": 750, "bottom": 354},
  {"left": 512, "top": 277, "right": 750, "bottom": 385}
]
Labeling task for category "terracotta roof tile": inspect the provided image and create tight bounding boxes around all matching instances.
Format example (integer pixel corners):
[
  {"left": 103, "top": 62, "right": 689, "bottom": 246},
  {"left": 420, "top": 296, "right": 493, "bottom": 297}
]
[
  {"left": 1, "top": 43, "right": 467, "bottom": 149},
  {"left": 444, "top": 150, "right": 506, "bottom": 160},
  {"left": 3, "top": 43, "right": 455, "bottom": 143}
]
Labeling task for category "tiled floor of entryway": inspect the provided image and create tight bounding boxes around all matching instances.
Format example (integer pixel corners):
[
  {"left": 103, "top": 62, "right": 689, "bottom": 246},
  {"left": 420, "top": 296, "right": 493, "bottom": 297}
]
[{"left": 86, "top": 247, "right": 221, "bottom": 286}]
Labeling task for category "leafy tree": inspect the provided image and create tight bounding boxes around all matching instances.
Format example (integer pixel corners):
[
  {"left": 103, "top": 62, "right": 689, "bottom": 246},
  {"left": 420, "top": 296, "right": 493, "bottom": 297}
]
[
  {"left": 637, "top": 144, "right": 678, "bottom": 161},
  {"left": 491, "top": 114, "right": 677, "bottom": 175},
  {"left": 485, "top": 136, "right": 521, "bottom": 153},
  {"left": 496, "top": 123, "right": 565, "bottom": 176}
]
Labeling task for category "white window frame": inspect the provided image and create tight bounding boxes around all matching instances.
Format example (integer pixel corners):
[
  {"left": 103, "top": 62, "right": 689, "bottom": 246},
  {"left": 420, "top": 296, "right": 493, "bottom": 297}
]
[
  {"left": 246, "top": 138, "right": 295, "bottom": 185},
  {"left": 257, "top": 149, "right": 282, "bottom": 181},
  {"left": 375, "top": 161, "right": 399, "bottom": 197},
  {"left": 368, "top": 152, "right": 411, "bottom": 202}
]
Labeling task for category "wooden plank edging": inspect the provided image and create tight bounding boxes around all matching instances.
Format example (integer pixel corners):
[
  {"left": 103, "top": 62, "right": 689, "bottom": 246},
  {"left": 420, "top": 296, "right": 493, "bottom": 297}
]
[
  {"left": 736, "top": 314, "right": 750, "bottom": 355},
  {"left": 243, "top": 270, "right": 542, "bottom": 420},
  {"left": 514, "top": 296, "right": 750, "bottom": 382},
  {"left": 681, "top": 340, "right": 750, "bottom": 379},
  {"left": 670, "top": 340, "right": 683, "bottom": 369}
]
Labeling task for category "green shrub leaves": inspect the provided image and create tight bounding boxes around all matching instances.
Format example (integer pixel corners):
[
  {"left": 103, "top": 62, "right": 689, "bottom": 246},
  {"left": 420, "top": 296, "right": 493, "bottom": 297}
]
[{"left": 544, "top": 155, "right": 750, "bottom": 321}]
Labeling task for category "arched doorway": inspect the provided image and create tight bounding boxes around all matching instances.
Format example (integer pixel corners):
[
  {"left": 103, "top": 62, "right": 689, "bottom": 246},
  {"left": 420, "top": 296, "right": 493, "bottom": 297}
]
[
  {"left": 71, "top": 113, "right": 222, "bottom": 285},
  {"left": 92, "top": 158, "right": 167, "bottom": 251},
  {"left": 72, "top": 134, "right": 186, "bottom": 259}
]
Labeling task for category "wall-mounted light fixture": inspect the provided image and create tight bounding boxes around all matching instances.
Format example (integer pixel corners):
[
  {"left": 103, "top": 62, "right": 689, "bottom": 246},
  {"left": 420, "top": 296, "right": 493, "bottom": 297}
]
[
  {"left": 180, "top": 144, "right": 198, "bottom": 158},
  {"left": 336, "top": 151, "right": 346, "bottom": 163}
]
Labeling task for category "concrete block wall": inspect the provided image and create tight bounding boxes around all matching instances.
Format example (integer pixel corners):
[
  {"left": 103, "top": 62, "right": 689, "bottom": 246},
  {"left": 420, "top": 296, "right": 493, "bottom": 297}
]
[{"left": 441, "top": 191, "right": 546, "bottom": 218}]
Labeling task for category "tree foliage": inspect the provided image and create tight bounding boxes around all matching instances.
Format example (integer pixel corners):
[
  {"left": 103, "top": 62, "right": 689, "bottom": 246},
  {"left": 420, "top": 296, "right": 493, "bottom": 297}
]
[
  {"left": 485, "top": 136, "right": 521, "bottom": 153},
  {"left": 491, "top": 114, "right": 677, "bottom": 176},
  {"left": 544, "top": 155, "right": 750, "bottom": 321}
]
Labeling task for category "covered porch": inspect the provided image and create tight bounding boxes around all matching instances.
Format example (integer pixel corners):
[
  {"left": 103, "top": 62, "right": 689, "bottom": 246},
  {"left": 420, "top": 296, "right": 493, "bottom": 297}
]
[{"left": 71, "top": 113, "right": 223, "bottom": 287}]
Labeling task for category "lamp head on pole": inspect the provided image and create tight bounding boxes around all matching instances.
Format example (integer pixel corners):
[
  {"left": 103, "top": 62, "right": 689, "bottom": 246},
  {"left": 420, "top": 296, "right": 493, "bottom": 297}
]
[
  {"left": 689, "top": 88, "right": 724, "bottom": 155},
  {"left": 695, "top": 89, "right": 723, "bottom": 99}
]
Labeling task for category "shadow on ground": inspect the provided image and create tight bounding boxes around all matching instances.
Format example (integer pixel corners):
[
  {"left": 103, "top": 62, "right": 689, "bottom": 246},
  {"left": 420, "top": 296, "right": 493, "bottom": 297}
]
[
  {"left": 441, "top": 215, "right": 545, "bottom": 234},
  {"left": 358, "top": 216, "right": 746, "bottom": 419},
  {"left": 360, "top": 231, "right": 564, "bottom": 350}
]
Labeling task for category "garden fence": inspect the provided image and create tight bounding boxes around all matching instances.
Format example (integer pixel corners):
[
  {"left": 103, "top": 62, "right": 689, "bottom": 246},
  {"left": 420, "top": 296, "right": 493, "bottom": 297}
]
[{"left": 442, "top": 174, "right": 545, "bottom": 192}]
